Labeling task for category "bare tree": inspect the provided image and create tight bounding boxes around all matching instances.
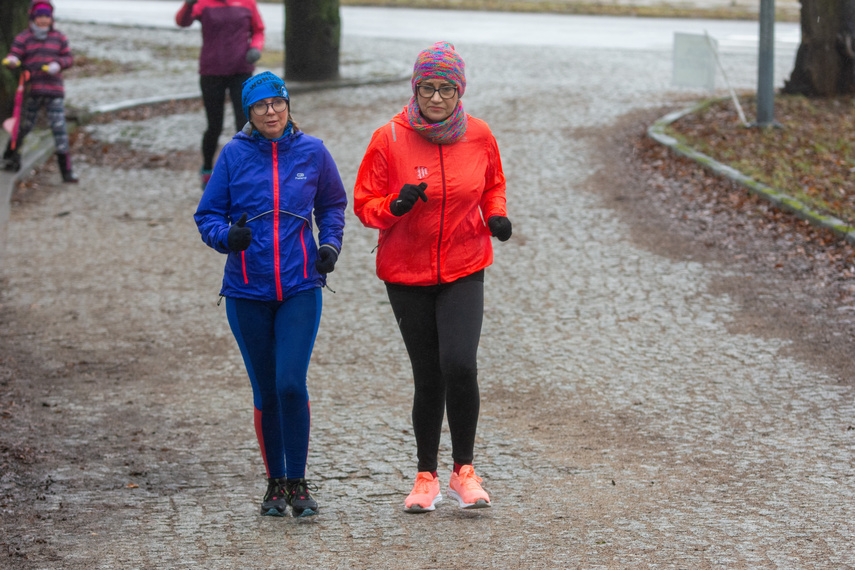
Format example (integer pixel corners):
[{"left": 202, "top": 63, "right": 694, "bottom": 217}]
[
  {"left": 0, "top": 0, "right": 30, "bottom": 119},
  {"left": 283, "top": 0, "right": 341, "bottom": 82},
  {"left": 783, "top": 0, "right": 855, "bottom": 96}
]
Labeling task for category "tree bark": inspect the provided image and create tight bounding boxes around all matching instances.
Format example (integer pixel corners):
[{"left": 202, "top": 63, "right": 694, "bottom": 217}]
[
  {"left": 0, "top": 0, "right": 30, "bottom": 120},
  {"left": 283, "top": 0, "right": 341, "bottom": 82},
  {"left": 783, "top": 0, "right": 855, "bottom": 96}
]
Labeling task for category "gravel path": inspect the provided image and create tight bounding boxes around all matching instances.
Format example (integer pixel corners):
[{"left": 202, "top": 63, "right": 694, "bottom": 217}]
[{"left": 1, "top": 18, "right": 853, "bottom": 569}]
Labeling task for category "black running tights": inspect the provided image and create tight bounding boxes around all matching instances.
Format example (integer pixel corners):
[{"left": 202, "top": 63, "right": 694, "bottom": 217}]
[
  {"left": 199, "top": 73, "right": 251, "bottom": 170},
  {"left": 385, "top": 273, "right": 484, "bottom": 473}
]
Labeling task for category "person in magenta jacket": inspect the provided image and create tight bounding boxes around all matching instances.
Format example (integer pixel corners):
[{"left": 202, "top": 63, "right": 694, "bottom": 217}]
[
  {"left": 2, "top": 1, "right": 77, "bottom": 182},
  {"left": 176, "top": 0, "right": 265, "bottom": 190},
  {"left": 354, "top": 42, "right": 512, "bottom": 514},
  {"left": 195, "top": 72, "right": 347, "bottom": 518}
]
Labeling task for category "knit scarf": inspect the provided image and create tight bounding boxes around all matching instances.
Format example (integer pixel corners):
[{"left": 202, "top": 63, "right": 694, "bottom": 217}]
[
  {"left": 405, "top": 96, "right": 468, "bottom": 145},
  {"left": 31, "top": 23, "right": 50, "bottom": 40}
]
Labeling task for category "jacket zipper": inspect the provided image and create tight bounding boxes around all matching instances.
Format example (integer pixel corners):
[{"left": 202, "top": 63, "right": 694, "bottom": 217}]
[
  {"left": 436, "top": 146, "right": 447, "bottom": 285},
  {"left": 272, "top": 141, "right": 283, "bottom": 301}
]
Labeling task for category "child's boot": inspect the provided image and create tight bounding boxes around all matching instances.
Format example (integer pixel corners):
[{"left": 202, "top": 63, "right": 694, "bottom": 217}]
[
  {"left": 57, "top": 152, "right": 78, "bottom": 183},
  {"left": 3, "top": 143, "right": 21, "bottom": 172}
]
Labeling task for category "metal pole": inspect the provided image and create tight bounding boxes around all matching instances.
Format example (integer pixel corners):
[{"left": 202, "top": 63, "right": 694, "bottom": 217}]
[{"left": 756, "top": 0, "right": 775, "bottom": 127}]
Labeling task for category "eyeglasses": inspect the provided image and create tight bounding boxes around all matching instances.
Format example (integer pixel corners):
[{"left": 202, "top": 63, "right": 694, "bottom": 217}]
[
  {"left": 250, "top": 97, "right": 288, "bottom": 116},
  {"left": 416, "top": 84, "right": 458, "bottom": 99}
]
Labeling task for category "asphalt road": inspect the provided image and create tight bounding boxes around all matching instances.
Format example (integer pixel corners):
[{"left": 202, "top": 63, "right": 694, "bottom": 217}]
[{"left": 56, "top": 0, "right": 800, "bottom": 51}]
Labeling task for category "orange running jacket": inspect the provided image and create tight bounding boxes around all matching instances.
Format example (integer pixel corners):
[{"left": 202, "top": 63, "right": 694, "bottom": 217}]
[{"left": 354, "top": 111, "right": 508, "bottom": 286}]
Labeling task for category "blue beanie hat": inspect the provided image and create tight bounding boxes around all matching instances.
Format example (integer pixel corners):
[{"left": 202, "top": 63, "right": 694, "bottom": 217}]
[{"left": 242, "top": 72, "right": 290, "bottom": 120}]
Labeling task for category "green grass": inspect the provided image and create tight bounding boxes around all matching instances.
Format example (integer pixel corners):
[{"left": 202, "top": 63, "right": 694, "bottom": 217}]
[{"left": 665, "top": 95, "right": 855, "bottom": 224}]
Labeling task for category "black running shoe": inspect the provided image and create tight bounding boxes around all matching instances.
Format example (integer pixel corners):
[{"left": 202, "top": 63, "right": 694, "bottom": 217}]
[
  {"left": 284, "top": 478, "right": 318, "bottom": 518},
  {"left": 260, "top": 477, "right": 288, "bottom": 517}
]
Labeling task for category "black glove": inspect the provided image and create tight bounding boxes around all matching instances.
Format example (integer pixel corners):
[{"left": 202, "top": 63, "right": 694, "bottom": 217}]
[
  {"left": 246, "top": 47, "right": 261, "bottom": 64},
  {"left": 390, "top": 182, "right": 428, "bottom": 216},
  {"left": 227, "top": 213, "right": 252, "bottom": 252},
  {"left": 315, "top": 244, "right": 339, "bottom": 275},
  {"left": 488, "top": 215, "right": 512, "bottom": 242}
]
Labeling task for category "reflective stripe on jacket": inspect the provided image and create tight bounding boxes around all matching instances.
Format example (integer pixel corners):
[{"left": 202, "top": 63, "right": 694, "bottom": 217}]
[
  {"left": 195, "top": 129, "right": 347, "bottom": 301},
  {"left": 354, "top": 111, "right": 507, "bottom": 286}
]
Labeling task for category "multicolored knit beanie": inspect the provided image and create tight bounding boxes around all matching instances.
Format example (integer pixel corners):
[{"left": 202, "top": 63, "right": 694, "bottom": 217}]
[
  {"left": 411, "top": 41, "right": 466, "bottom": 97},
  {"left": 405, "top": 41, "right": 468, "bottom": 145},
  {"left": 241, "top": 71, "right": 290, "bottom": 121}
]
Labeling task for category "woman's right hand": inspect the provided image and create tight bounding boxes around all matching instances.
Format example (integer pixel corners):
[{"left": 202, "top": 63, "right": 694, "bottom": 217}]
[
  {"left": 390, "top": 182, "right": 428, "bottom": 216},
  {"left": 227, "top": 213, "right": 252, "bottom": 252}
]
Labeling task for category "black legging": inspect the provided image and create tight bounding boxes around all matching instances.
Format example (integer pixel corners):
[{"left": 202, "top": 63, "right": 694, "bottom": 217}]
[
  {"left": 385, "top": 271, "right": 484, "bottom": 473},
  {"left": 199, "top": 73, "right": 251, "bottom": 170}
]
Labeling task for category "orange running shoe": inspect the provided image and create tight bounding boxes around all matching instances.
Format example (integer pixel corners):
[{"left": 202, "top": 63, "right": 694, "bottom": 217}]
[
  {"left": 404, "top": 471, "right": 442, "bottom": 513},
  {"left": 448, "top": 465, "right": 491, "bottom": 509}
]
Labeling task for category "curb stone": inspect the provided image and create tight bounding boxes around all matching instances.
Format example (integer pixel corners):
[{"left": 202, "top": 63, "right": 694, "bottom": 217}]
[
  {"left": 647, "top": 100, "right": 855, "bottom": 246},
  {"left": 0, "top": 129, "right": 57, "bottom": 259}
]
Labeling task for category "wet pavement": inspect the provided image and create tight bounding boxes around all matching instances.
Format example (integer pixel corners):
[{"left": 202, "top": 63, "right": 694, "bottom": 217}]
[{"left": 1, "top": 7, "right": 854, "bottom": 570}]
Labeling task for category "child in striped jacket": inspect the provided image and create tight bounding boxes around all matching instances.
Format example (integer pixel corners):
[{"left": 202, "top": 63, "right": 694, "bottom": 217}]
[{"left": 2, "top": 1, "right": 77, "bottom": 183}]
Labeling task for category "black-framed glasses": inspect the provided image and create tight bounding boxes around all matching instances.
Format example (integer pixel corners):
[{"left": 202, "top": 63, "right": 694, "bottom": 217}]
[
  {"left": 416, "top": 84, "right": 458, "bottom": 99},
  {"left": 250, "top": 97, "right": 288, "bottom": 116}
]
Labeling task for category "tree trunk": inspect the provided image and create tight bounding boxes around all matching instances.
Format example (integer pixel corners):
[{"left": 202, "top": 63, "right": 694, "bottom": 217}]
[
  {"left": 283, "top": 0, "right": 341, "bottom": 82},
  {"left": 783, "top": 0, "right": 855, "bottom": 96},
  {"left": 0, "top": 0, "right": 30, "bottom": 120}
]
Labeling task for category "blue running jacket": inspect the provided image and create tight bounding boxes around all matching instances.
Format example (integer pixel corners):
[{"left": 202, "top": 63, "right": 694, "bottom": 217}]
[{"left": 195, "top": 129, "right": 347, "bottom": 301}]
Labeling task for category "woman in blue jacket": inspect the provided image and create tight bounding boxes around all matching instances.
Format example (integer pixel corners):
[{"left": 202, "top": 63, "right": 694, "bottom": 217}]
[{"left": 195, "top": 72, "right": 347, "bottom": 518}]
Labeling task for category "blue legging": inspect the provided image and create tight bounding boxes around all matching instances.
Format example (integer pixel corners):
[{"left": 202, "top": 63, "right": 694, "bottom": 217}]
[{"left": 226, "top": 289, "right": 322, "bottom": 480}]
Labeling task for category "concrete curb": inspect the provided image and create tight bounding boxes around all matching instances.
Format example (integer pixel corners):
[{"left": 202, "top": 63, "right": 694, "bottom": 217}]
[
  {"left": 0, "top": 129, "right": 58, "bottom": 257},
  {"left": 0, "top": 129, "right": 58, "bottom": 186},
  {"left": 648, "top": 101, "right": 855, "bottom": 246},
  {"left": 80, "top": 71, "right": 410, "bottom": 118}
]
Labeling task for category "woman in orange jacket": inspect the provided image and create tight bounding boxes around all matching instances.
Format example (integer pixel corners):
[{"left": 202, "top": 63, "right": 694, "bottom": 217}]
[{"left": 354, "top": 41, "right": 512, "bottom": 513}]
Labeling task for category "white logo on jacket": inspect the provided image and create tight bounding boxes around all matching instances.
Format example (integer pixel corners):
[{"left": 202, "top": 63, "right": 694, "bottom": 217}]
[{"left": 295, "top": 173, "right": 307, "bottom": 180}]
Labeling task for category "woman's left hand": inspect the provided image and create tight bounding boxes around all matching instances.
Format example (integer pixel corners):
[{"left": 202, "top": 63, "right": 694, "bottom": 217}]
[{"left": 246, "top": 48, "right": 261, "bottom": 64}]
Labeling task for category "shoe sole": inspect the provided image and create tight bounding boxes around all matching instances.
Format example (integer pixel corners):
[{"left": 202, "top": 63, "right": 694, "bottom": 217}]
[
  {"left": 291, "top": 507, "right": 318, "bottom": 518},
  {"left": 404, "top": 493, "right": 442, "bottom": 513},
  {"left": 447, "top": 490, "right": 491, "bottom": 509},
  {"left": 261, "top": 507, "right": 287, "bottom": 517}
]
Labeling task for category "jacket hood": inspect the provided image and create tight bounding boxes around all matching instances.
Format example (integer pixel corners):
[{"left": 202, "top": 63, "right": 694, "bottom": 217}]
[{"left": 392, "top": 110, "right": 413, "bottom": 131}]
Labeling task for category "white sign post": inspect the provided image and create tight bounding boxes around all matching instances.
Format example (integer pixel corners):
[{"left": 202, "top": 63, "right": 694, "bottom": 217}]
[{"left": 672, "top": 32, "right": 717, "bottom": 91}]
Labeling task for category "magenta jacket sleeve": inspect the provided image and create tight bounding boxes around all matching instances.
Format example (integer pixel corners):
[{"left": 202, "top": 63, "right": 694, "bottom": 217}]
[
  {"left": 175, "top": 1, "right": 196, "bottom": 27},
  {"left": 248, "top": 2, "right": 265, "bottom": 51}
]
